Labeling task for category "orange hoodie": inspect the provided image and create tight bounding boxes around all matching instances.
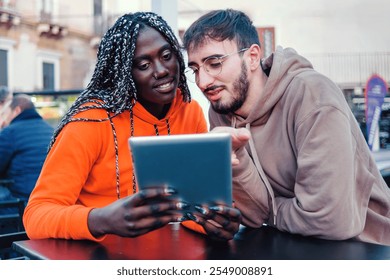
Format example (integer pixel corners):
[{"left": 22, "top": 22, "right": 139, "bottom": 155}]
[{"left": 23, "top": 90, "right": 208, "bottom": 240}]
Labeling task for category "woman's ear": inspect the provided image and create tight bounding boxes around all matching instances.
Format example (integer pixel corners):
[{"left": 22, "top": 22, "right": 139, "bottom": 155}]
[{"left": 247, "top": 44, "right": 262, "bottom": 71}]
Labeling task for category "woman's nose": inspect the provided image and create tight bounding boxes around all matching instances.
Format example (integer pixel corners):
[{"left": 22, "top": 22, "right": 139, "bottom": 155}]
[{"left": 153, "top": 61, "right": 169, "bottom": 79}]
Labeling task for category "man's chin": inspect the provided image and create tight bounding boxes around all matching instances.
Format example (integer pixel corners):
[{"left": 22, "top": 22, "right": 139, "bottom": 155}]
[
  {"left": 211, "top": 103, "right": 232, "bottom": 115},
  {"left": 212, "top": 100, "right": 244, "bottom": 115}
]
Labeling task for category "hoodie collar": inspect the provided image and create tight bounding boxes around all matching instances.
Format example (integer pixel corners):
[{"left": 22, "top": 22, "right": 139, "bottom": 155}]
[
  {"left": 132, "top": 88, "right": 185, "bottom": 125},
  {"left": 230, "top": 46, "right": 313, "bottom": 128},
  {"left": 11, "top": 108, "right": 42, "bottom": 124}
]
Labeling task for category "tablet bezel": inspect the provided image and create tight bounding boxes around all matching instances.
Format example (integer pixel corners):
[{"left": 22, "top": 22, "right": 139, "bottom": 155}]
[{"left": 129, "top": 133, "right": 232, "bottom": 213}]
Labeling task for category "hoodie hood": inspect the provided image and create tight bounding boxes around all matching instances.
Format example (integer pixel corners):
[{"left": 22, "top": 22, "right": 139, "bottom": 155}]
[{"left": 234, "top": 46, "right": 314, "bottom": 127}]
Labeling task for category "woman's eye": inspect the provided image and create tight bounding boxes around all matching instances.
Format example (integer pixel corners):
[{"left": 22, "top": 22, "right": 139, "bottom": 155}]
[
  {"left": 162, "top": 50, "right": 172, "bottom": 60},
  {"left": 137, "top": 61, "right": 150, "bottom": 70}
]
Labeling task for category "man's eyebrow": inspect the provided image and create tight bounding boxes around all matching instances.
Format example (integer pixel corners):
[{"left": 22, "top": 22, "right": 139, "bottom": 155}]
[
  {"left": 187, "top": 53, "right": 223, "bottom": 67},
  {"left": 187, "top": 61, "right": 197, "bottom": 67}
]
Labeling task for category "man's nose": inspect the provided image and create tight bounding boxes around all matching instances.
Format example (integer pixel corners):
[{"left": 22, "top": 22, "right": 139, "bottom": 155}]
[{"left": 196, "top": 67, "right": 215, "bottom": 91}]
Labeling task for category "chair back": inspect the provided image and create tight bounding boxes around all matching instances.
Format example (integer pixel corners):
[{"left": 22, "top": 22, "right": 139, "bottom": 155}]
[
  {"left": 0, "top": 181, "right": 28, "bottom": 259},
  {"left": 0, "top": 231, "right": 29, "bottom": 259},
  {"left": 0, "top": 198, "right": 26, "bottom": 234}
]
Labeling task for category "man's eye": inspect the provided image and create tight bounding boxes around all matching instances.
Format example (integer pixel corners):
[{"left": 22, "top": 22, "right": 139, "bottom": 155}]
[{"left": 206, "top": 58, "right": 221, "bottom": 69}]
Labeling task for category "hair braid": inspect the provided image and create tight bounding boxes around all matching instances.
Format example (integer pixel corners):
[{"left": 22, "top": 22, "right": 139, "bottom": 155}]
[{"left": 49, "top": 12, "right": 191, "bottom": 150}]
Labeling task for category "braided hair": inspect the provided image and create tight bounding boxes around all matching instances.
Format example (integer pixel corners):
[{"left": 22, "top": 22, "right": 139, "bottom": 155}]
[{"left": 50, "top": 12, "right": 191, "bottom": 150}]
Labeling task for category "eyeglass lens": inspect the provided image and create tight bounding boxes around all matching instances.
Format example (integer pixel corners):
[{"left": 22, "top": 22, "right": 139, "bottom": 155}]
[
  {"left": 185, "top": 57, "right": 222, "bottom": 83},
  {"left": 185, "top": 48, "right": 248, "bottom": 83}
]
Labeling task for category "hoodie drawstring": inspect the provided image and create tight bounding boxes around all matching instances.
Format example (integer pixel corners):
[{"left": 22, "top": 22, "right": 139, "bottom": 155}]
[
  {"left": 153, "top": 119, "right": 171, "bottom": 136},
  {"left": 129, "top": 115, "right": 171, "bottom": 195},
  {"left": 231, "top": 116, "right": 277, "bottom": 226}
]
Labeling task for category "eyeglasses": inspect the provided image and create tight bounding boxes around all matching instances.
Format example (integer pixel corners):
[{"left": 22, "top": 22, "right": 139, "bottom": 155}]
[{"left": 185, "top": 48, "right": 249, "bottom": 83}]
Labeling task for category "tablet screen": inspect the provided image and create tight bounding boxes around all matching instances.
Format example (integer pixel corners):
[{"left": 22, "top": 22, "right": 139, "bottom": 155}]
[{"left": 129, "top": 133, "right": 232, "bottom": 213}]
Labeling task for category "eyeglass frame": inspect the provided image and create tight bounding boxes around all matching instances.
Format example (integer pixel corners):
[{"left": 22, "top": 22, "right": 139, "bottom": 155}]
[{"left": 185, "top": 48, "right": 249, "bottom": 83}]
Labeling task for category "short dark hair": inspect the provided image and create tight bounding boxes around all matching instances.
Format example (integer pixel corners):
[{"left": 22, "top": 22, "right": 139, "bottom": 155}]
[
  {"left": 10, "top": 94, "right": 35, "bottom": 111},
  {"left": 183, "top": 9, "right": 260, "bottom": 52}
]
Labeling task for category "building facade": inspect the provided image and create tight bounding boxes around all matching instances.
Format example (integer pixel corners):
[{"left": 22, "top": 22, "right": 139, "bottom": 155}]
[{"left": 1, "top": 0, "right": 389, "bottom": 147}]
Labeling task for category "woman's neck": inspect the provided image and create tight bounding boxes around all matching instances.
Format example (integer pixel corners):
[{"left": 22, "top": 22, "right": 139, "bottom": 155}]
[{"left": 139, "top": 100, "right": 171, "bottom": 119}]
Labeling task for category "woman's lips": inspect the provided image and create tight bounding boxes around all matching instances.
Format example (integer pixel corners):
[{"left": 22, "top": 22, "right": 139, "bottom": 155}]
[{"left": 154, "top": 80, "right": 175, "bottom": 93}]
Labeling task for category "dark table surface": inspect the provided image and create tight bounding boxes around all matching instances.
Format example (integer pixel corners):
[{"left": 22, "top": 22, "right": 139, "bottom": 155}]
[{"left": 13, "top": 223, "right": 390, "bottom": 260}]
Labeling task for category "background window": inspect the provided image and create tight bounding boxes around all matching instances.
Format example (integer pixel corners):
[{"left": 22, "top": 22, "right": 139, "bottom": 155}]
[
  {"left": 43, "top": 62, "right": 54, "bottom": 90},
  {"left": 257, "top": 27, "right": 275, "bottom": 58},
  {"left": 0, "top": 49, "right": 8, "bottom": 87}
]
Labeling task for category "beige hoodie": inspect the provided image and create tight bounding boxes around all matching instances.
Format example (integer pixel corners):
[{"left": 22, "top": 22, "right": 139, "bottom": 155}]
[{"left": 209, "top": 46, "right": 390, "bottom": 245}]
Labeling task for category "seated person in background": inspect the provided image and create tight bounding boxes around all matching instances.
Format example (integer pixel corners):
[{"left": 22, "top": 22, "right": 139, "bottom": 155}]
[
  {"left": 182, "top": 9, "right": 390, "bottom": 245},
  {"left": 0, "top": 85, "right": 12, "bottom": 129},
  {"left": 0, "top": 94, "right": 54, "bottom": 212},
  {"left": 23, "top": 12, "right": 241, "bottom": 241}
]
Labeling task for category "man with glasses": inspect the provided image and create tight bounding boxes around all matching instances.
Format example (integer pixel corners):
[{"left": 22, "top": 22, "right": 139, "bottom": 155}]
[{"left": 182, "top": 9, "right": 390, "bottom": 245}]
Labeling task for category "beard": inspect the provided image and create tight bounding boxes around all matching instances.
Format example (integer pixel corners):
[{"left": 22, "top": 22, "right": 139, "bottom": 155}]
[{"left": 211, "top": 61, "right": 249, "bottom": 115}]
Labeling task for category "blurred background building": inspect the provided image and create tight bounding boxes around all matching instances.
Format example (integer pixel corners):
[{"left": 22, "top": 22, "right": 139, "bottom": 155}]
[{"left": 0, "top": 0, "right": 389, "bottom": 147}]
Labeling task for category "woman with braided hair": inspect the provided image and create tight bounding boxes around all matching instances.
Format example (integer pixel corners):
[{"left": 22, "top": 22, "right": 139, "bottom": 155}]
[{"left": 23, "top": 12, "right": 241, "bottom": 242}]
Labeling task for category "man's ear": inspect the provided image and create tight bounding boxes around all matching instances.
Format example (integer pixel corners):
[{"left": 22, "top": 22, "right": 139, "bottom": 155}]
[
  {"left": 12, "top": 106, "right": 22, "bottom": 118},
  {"left": 247, "top": 44, "right": 262, "bottom": 71}
]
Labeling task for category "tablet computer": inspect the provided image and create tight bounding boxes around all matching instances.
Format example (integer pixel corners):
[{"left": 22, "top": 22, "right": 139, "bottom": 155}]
[{"left": 129, "top": 133, "right": 232, "bottom": 213}]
